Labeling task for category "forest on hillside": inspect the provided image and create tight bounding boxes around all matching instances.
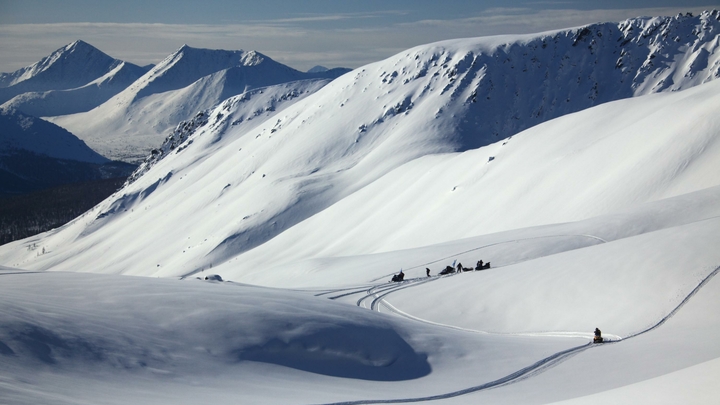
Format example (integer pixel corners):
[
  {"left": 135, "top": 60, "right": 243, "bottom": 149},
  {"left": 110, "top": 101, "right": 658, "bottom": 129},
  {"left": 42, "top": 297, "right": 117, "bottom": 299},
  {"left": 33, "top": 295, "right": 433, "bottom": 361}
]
[{"left": 0, "top": 177, "right": 125, "bottom": 246}]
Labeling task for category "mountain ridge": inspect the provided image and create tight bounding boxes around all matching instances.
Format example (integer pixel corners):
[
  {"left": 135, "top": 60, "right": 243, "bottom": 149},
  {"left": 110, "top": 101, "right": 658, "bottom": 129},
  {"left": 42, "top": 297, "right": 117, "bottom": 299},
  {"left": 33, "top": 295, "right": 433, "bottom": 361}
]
[
  {"left": 48, "top": 44, "right": 352, "bottom": 161},
  {"left": 0, "top": 40, "right": 148, "bottom": 108},
  {"left": 2, "top": 12, "right": 720, "bottom": 279}
]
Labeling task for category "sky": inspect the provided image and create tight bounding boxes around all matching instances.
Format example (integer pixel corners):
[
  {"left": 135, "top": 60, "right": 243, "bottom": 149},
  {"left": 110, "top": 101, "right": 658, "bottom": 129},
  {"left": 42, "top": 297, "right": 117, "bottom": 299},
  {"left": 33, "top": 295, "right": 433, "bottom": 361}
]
[{"left": 0, "top": 0, "right": 718, "bottom": 73}]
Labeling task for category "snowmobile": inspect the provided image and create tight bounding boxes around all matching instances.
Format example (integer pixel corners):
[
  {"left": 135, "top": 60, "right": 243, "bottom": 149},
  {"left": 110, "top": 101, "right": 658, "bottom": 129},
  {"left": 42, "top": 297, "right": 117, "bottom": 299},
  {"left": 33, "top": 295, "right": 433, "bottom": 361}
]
[
  {"left": 475, "top": 261, "right": 491, "bottom": 270},
  {"left": 593, "top": 328, "right": 603, "bottom": 343}
]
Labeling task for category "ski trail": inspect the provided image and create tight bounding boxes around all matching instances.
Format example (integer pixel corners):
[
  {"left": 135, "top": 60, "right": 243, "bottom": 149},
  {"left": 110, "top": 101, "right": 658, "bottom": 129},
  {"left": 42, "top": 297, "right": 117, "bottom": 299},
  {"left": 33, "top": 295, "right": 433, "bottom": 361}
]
[
  {"left": 311, "top": 343, "right": 592, "bottom": 405},
  {"left": 356, "top": 275, "right": 452, "bottom": 309},
  {"left": 313, "top": 285, "right": 376, "bottom": 298},
  {"left": 313, "top": 265, "right": 720, "bottom": 405},
  {"left": 370, "top": 279, "right": 437, "bottom": 311},
  {"left": 623, "top": 264, "right": 720, "bottom": 340},
  {"left": 378, "top": 294, "right": 622, "bottom": 340},
  {"left": 0, "top": 271, "right": 41, "bottom": 276},
  {"left": 358, "top": 283, "right": 407, "bottom": 309}
]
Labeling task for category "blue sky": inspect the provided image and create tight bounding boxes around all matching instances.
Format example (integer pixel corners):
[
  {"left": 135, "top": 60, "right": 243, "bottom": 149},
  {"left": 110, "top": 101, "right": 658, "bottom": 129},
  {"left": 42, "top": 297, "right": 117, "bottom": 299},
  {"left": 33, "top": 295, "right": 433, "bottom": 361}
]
[{"left": 1, "top": 0, "right": 718, "bottom": 72}]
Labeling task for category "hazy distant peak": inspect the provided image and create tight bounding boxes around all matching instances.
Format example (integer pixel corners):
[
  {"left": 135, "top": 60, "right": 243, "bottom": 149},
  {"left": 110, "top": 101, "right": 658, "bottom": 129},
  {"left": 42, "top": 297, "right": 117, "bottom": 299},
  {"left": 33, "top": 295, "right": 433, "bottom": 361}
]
[{"left": 307, "top": 65, "right": 329, "bottom": 73}]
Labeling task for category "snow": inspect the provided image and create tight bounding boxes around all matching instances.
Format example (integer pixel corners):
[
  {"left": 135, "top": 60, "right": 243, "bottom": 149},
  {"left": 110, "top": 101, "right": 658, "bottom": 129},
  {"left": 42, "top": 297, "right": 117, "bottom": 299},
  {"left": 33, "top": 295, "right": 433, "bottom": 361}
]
[
  {"left": 1, "top": 61, "right": 149, "bottom": 117},
  {"left": 47, "top": 45, "right": 350, "bottom": 162},
  {"left": 0, "top": 108, "right": 107, "bottom": 163},
  {"left": 0, "top": 40, "right": 147, "bottom": 115},
  {"left": 12, "top": 57, "right": 718, "bottom": 282},
  {"left": 548, "top": 358, "right": 720, "bottom": 404},
  {"left": 1, "top": 11, "right": 720, "bottom": 405}
]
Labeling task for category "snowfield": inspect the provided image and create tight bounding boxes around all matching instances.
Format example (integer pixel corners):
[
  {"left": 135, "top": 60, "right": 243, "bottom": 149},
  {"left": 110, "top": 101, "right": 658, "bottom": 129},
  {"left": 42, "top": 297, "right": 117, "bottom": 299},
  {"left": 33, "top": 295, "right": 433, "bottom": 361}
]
[{"left": 1, "top": 11, "right": 720, "bottom": 405}]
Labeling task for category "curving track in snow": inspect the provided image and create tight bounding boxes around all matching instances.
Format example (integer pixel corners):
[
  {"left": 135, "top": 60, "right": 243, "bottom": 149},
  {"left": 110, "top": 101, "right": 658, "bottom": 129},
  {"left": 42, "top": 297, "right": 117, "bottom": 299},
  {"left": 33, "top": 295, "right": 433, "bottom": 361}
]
[{"left": 312, "top": 264, "right": 720, "bottom": 405}]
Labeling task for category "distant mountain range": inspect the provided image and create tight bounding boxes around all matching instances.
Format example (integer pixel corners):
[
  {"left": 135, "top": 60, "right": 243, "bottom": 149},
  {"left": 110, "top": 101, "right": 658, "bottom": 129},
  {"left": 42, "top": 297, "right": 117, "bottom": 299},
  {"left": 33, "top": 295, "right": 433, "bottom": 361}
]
[
  {"left": 0, "top": 40, "right": 351, "bottom": 198},
  {"left": 0, "top": 40, "right": 151, "bottom": 116},
  {"left": 45, "top": 44, "right": 351, "bottom": 162},
  {"left": 0, "top": 108, "right": 134, "bottom": 196}
]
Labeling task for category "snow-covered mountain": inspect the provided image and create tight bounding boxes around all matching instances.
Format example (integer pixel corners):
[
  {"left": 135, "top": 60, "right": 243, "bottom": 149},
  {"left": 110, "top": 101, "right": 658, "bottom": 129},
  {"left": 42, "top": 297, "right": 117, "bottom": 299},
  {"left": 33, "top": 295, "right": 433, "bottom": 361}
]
[
  {"left": 50, "top": 12, "right": 720, "bottom": 163},
  {"left": 0, "top": 40, "right": 149, "bottom": 115},
  {"left": 48, "top": 45, "right": 351, "bottom": 162},
  {"left": 1, "top": 61, "right": 149, "bottom": 117},
  {"left": 0, "top": 108, "right": 106, "bottom": 164},
  {"left": 2, "top": 11, "right": 719, "bottom": 280},
  {"left": 0, "top": 108, "right": 135, "bottom": 195},
  {"left": 2, "top": 11, "right": 720, "bottom": 405}
]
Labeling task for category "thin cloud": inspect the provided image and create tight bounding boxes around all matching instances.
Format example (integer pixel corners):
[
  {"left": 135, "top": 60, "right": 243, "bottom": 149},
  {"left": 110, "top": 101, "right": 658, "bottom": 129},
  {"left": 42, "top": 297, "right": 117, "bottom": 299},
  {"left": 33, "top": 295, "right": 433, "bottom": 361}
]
[
  {"left": 0, "top": 6, "right": 714, "bottom": 73},
  {"left": 247, "top": 10, "right": 410, "bottom": 24}
]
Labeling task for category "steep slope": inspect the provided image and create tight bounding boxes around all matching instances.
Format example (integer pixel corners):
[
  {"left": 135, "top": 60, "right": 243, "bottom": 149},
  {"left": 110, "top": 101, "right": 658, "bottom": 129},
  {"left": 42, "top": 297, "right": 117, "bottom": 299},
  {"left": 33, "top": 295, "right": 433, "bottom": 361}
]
[
  {"left": 0, "top": 40, "right": 146, "bottom": 109},
  {"left": 1, "top": 12, "right": 719, "bottom": 276},
  {"left": 49, "top": 45, "right": 351, "bottom": 161},
  {"left": 2, "top": 54, "right": 719, "bottom": 279},
  {"left": 1, "top": 61, "right": 150, "bottom": 117},
  {"left": 51, "top": 11, "right": 720, "bottom": 163}
]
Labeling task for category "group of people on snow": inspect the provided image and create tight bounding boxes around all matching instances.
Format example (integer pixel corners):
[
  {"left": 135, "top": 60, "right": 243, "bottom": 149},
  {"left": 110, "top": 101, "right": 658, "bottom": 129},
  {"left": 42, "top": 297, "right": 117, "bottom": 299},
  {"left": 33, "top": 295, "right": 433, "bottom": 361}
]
[
  {"left": 391, "top": 259, "right": 491, "bottom": 282},
  {"left": 438, "top": 260, "right": 491, "bottom": 275}
]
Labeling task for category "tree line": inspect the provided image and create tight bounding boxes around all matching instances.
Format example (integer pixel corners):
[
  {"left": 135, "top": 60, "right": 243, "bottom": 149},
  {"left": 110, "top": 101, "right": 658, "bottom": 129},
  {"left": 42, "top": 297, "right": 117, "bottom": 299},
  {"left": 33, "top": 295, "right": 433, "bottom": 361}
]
[{"left": 0, "top": 177, "right": 125, "bottom": 246}]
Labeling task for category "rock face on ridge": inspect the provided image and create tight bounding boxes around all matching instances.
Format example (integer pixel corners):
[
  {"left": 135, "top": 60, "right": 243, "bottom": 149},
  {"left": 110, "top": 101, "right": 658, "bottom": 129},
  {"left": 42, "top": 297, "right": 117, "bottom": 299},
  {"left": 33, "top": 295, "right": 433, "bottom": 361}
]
[{"left": 362, "top": 10, "right": 720, "bottom": 151}]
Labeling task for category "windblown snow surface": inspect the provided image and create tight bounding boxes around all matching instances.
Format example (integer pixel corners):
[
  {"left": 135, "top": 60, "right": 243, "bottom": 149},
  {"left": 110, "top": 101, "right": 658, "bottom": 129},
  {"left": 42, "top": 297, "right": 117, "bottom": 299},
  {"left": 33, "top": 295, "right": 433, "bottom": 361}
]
[{"left": 2, "top": 12, "right": 720, "bottom": 405}]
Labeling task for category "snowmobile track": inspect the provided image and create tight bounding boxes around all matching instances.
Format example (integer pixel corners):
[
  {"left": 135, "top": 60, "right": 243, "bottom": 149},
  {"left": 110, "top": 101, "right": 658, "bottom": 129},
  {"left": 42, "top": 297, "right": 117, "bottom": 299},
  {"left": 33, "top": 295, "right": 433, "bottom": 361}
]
[{"left": 314, "top": 264, "right": 720, "bottom": 404}]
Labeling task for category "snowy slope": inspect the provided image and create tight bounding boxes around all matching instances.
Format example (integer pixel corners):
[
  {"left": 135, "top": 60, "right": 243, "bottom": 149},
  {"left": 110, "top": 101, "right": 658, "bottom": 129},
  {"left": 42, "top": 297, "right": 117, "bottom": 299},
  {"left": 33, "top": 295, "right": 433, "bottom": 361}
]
[
  {"left": 50, "top": 12, "right": 720, "bottom": 159},
  {"left": 1, "top": 61, "right": 149, "bottom": 117},
  {"left": 0, "top": 185, "right": 718, "bottom": 404},
  {"left": 0, "top": 40, "right": 147, "bottom": 112},
  {"left": 2, "top": 53, "right": 719, "bottom": 282},
  {"left": 48, "top": 45, "right": 351, "bottom": 161},
  {"left": 1, "top": 13, "right": 720, "bottom": 405}
]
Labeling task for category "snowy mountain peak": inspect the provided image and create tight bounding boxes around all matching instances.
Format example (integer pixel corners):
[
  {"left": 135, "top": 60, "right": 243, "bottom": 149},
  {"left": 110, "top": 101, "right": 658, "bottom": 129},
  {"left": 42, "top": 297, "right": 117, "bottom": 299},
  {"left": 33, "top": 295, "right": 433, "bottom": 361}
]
[
  {"left": 240, "top": 50, "right": 266, "bottom": 66},
  {"left": 64, "top": 39, "right": 95, "bottom": 52},
  {"left": 51, "top": 44, "right": 350, "bottom": 161},
  {"left": 0, "top": 41, "right": 115, "bottom": 89},
  {"left": 307, "top": 65, "right": 329, "bottom": 73},
  {"left": 0, "top": 41, "right": 146, "bottom": 108},
  {"left": 130, "top": 46, "right": 270, "bottom": 100}
]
